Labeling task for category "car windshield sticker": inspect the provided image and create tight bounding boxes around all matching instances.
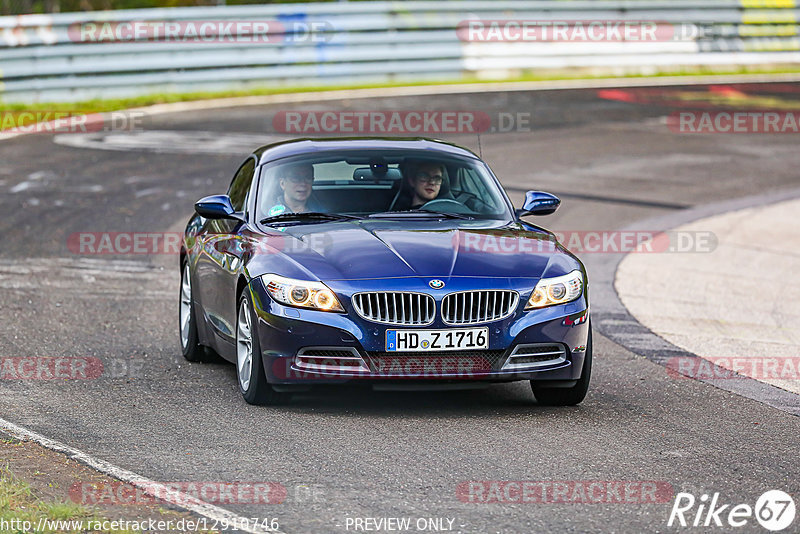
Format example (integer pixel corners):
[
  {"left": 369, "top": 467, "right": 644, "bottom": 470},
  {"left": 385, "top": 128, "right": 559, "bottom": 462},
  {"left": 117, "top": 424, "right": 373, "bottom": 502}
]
[{"left": 268, "top": 204, "right": 287, "bottom": 216}]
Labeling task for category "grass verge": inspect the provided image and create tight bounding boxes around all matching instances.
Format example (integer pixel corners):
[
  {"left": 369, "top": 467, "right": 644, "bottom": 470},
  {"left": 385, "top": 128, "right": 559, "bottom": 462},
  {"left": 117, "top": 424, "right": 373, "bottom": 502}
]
[
  {"left": 0, "top": 458, "right": 136, "bottom": 534},
  {"left": 0, "top": 437, "right": 215, "bottom": 534}
]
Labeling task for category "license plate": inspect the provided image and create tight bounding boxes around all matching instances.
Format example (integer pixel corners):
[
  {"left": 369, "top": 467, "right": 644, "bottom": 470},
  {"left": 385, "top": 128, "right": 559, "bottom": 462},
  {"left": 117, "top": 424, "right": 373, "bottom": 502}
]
[{"left": 385, "top": 327, "right": 488, "bottom": 352}]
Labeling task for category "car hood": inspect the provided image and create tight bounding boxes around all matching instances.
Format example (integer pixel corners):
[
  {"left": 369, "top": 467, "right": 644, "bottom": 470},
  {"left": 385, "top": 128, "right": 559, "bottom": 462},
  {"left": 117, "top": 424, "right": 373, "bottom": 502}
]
[{"left": 244, "top": 219, "right": 580, "bottom": 281}]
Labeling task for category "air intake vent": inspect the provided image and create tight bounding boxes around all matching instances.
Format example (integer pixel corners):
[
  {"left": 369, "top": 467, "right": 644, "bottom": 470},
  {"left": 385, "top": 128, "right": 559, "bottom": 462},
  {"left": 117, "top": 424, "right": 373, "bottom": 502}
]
[
  {"left": 441, "top": 290, "right": 519, "bottom": 325},
  {"left": 501, "top": 344, "right": 566, "bottom": 370},
  {"left": 295, "top": 347, "right": 369, "bottom": 373},
  {"left": 366, "top": 350, "right": 507, "bottom": 374},
  {"left": 352, "top": 292, "right": 435, "bottom": 326}
]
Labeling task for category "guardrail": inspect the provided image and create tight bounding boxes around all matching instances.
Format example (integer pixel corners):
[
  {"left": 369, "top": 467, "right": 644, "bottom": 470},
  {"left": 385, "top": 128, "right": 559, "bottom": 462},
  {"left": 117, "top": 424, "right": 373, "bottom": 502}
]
[{"left": 1, "top": 1, "right": 799, "bottom": 102}]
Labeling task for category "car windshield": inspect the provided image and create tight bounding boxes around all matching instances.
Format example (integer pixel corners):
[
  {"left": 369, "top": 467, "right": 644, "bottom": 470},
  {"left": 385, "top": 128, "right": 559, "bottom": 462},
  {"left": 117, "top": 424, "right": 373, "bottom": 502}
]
[{"left": 256, "top": 149, "right": 513, "bottom": 223}]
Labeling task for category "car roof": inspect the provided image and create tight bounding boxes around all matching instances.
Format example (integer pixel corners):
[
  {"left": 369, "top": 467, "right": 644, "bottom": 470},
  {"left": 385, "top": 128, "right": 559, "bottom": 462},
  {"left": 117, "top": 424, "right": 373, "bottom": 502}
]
[{"left": 254, "top": 137, "right": 480, "bottom": 165}]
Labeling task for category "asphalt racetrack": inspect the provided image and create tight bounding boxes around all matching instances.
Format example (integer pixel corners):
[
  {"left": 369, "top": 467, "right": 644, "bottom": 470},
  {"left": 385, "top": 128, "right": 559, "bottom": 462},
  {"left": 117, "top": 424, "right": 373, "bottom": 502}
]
[{"left": 1, "top": 83, "right": 798, "bottom": 533}]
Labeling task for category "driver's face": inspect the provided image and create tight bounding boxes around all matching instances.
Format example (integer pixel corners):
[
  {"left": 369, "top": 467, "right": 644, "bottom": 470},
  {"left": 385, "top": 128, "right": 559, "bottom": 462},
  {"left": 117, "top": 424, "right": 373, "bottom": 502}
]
[
  {"left": 279, "top": 165, "right": 314, "bottom": 204},
  {"left": 411, "top": 164, "right": 443, "bottom": 202}
]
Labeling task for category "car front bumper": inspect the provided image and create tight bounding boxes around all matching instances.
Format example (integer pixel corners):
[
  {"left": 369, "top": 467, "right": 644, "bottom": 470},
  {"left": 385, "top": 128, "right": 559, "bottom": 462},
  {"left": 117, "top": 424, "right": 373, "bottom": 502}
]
[{"left": 247, "top": 276, "right": 590, "bottom": 387}]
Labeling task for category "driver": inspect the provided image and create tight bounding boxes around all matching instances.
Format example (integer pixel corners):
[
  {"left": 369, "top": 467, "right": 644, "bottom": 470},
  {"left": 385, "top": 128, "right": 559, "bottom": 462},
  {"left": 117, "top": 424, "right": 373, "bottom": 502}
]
[
  {"left": 267, "top": 162, "right": 322, "bottom": 216},
  {"left": 408, "top": 161, "right": 445, "bottom": 208}
]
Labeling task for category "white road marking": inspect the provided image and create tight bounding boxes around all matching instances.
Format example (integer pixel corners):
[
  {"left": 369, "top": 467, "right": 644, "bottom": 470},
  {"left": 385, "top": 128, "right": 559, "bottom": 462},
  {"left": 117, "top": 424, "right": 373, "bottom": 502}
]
[
  {"left": 0, "top": 417, "right": 285, "bottom": 534},
  {"left": 10, "top": 181, "right": 33, "bottom": 193},
  {"left": 53, "top": 130, "right": 280, "bottom": 155},
  {"left": 134, "top": 186, "right": 163, "bottom": 198}
]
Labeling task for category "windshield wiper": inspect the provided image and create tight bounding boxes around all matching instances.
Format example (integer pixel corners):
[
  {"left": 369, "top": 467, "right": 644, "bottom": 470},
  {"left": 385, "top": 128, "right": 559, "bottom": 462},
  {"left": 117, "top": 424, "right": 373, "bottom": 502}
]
[
  {"left": 259, "top": 212, "right": 362, "bottom": 227},
  {"left": 369, "top": 210, "right": 474, "bottom": 220},
  {"left": 418, "top": 209, "right": 474, "bottom": 220}
]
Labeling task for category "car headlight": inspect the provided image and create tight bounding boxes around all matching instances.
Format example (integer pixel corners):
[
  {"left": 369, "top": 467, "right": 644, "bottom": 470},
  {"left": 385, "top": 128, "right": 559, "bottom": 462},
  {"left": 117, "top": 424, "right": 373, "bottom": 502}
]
[
  {"left": 525, "top": 271, "right": 583, "bottom": 310},
  {"left": 262, "top": 274, "right": 344, "bottom": 312}
]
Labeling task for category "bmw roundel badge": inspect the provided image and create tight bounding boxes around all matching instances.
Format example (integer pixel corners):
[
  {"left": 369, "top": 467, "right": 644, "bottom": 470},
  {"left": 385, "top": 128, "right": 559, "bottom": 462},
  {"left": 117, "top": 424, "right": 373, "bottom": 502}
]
[{"left": 429, "top": 279, "right": 445, "bottom": 289}]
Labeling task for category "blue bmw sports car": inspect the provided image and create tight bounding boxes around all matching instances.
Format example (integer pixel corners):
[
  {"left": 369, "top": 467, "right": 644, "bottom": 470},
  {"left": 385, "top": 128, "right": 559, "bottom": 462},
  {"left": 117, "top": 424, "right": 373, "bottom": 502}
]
[{"left": 179, "top": 138, "right": 591, "bottom": 405}]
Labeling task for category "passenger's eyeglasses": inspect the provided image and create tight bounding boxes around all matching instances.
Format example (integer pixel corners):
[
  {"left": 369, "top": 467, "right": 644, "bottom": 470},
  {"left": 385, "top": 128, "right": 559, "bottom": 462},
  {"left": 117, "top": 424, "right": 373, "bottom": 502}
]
[{"left": 415, "top": 172, "right": 443, "bottom": 185}]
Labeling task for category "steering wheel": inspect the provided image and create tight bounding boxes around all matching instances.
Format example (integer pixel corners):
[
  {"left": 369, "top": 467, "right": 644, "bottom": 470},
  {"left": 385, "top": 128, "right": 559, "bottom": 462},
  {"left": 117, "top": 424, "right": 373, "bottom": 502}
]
[{"left": 419, "top": 198, "right": 476, "bottom": 215}]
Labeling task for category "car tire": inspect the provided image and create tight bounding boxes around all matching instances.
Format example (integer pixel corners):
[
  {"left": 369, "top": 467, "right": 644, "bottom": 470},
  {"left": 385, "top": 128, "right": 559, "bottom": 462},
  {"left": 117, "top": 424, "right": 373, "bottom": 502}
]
[
  {"left": 236, "top": 293, "right": 290, "bottom": 406},
  {"left": 179, "top": 261, "right": 207, "bottom": 362},
  {"left": 531, "top": 326, "right": 592, "bottom": 406}
]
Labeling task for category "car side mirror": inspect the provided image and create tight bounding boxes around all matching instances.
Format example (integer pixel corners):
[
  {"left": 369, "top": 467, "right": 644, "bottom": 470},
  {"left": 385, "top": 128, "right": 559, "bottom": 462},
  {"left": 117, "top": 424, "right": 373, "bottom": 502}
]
[
  {"left": 516, "top": 191, "right": 561, "bottom": 217},
  {"left": 194, "top": 195, "right": 243, "bottom": 221}
]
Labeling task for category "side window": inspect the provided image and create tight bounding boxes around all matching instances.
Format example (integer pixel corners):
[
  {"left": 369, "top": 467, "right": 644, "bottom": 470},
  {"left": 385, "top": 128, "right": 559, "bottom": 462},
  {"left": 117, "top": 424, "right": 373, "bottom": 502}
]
[{"left": 228, "top": 158, "right": 255, "bottom": 212}]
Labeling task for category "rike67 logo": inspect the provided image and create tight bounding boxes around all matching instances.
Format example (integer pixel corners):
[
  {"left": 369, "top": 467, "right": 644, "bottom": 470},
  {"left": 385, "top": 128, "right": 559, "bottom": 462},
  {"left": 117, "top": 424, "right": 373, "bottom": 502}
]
[{"left": 669, "top": 490, "right": 795, "bottom": 531}]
